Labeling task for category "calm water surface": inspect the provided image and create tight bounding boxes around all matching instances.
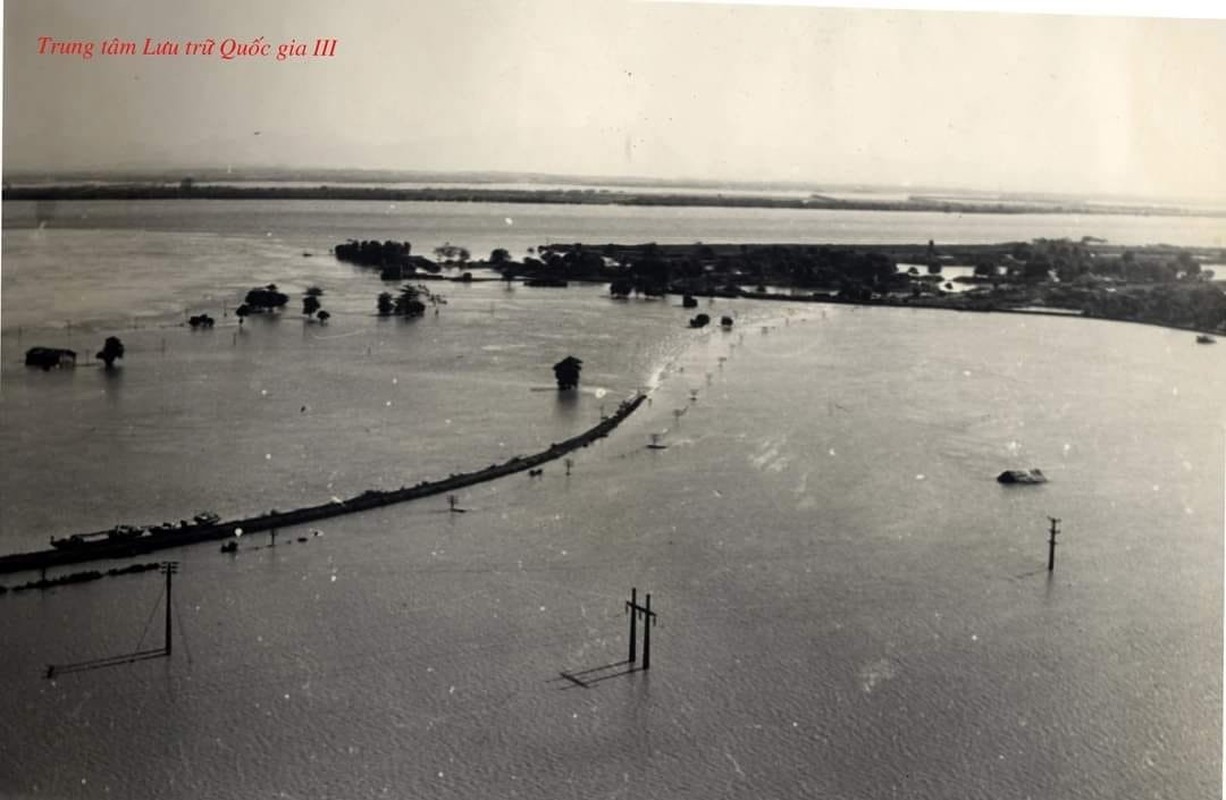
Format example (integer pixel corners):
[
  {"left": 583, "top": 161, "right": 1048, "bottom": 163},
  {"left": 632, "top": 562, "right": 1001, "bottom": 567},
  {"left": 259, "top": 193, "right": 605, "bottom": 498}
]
[{"left": 0, "top": 202, "right": 1221, "bottom": 799}]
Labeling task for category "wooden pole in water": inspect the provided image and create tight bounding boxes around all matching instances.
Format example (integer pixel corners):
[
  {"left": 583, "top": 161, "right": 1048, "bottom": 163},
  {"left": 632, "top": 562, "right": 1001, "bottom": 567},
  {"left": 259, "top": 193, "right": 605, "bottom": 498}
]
[
  {"left": 625, "top": 587, "right": 658, "bottom": 670},
  {"left": 626, "top": 587, "right": 638, "bottom": 664},
  {"left": 643, "top": 593, "right": 653, "bottom": 671},
  {"left": 1047, "top": 517, "right": 1060, "bottom": 572}
]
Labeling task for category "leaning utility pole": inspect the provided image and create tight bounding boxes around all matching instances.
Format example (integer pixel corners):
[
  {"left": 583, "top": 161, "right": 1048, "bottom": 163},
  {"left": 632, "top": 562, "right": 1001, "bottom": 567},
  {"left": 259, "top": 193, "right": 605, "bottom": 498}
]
[
  {"left": 162, "top": 561, "right": 179, "bottom": 655},
  {"left": 43, "top": 561, "right": 180, "bottom": 679}
]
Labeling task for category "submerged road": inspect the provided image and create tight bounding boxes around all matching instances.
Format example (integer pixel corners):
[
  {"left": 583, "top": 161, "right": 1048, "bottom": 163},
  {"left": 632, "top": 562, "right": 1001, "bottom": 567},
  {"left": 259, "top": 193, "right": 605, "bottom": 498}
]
[{"left": 0, "top": 393, "right": 647, "bottom": 576}]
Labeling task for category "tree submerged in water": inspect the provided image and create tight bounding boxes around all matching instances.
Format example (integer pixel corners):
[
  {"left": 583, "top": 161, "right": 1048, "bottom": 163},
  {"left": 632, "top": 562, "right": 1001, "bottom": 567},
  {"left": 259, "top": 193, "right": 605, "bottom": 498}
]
[
  {"left": 244, "top": 284, "right": 289, "bottom": 312},
  {"left": 377, "top": 284, "right": 442, "bottom": 318},
  {"left": 96, "top": 336, "right": 125, "bottom": 369},
  {"left": 302, "top": 286, "right": 329, "bottom": 323},
  {"left": 553, "top": 356, "right": 583, "bottom": 391}
]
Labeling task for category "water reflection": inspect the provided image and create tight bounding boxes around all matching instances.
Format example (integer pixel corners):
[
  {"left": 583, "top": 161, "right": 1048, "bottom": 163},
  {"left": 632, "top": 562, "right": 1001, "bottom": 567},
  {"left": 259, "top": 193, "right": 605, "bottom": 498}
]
[{"left": 553, "top": 388, "right": 579, "bottom": 419}]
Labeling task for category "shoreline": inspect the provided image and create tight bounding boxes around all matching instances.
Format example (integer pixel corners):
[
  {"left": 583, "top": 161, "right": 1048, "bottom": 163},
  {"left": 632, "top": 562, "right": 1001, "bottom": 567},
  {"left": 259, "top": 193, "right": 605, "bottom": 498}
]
[
  {"left": 5, "top": 184, "right": 1221, "bottom": 219},
  {"left": 707, "top": 288, "right": 1224, "bottom": 337},
  {"left": 0, "top": 393, "right": 647, "bottom": 576}
]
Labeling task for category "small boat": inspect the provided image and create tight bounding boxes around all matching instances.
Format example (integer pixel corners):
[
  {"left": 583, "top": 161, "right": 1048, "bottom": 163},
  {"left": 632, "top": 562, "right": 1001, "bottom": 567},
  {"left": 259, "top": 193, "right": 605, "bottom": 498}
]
[
  {"left": 997, "top": 469, "right": 1047, "bottom": 485},
  {"left": 1195, "top": 334, "right": 1215, "bottom": 344}
]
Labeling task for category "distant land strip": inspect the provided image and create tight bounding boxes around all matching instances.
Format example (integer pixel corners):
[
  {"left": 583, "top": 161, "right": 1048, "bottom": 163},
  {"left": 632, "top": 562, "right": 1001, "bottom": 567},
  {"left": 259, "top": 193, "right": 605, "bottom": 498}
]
[
  {"left": 0, "top": 393, "right": 647, "bottom": 576},
  {"left": 4, "top": 183, "right": 1221, "bottom": 218}
]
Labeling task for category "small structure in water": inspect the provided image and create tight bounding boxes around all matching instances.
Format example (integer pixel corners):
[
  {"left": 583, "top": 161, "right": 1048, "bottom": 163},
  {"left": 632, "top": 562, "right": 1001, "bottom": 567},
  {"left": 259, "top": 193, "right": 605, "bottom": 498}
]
[
  {"left": 720, "top": 315, "right": 734, "bottom": 329},
  {"left": 25, "top": 347, "right": 76, "bottom": 370},
  {"left": 997, "top": 469, "right": 1047, "bottom": 485}
]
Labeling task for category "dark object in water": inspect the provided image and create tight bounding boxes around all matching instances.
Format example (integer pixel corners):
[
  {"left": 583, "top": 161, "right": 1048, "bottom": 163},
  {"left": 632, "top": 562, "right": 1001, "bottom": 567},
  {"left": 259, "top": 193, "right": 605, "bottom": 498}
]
[
  {"left": 997, "top": 469, "right": 1047, "bottom": 485},
  {"left": 1195, "top": 334, "right": 1215, "bottom": 344},
  {"left": 220, "top": 541, "right": 238, "bottom": 553},
  {"left": 720, "top": 315, "right": 734, "bottom": 328},
  {"left": 689, "top": 314, "right": 710, "bottom": 328},
  {"left": 552, "top": 356, "right": 582, "bottom": 391},
  {"left": 25, "top": 347, "right": 77, "bottom": 370},
  {"left": 682, "top": 295, "right": 698, "bottom": 308}
]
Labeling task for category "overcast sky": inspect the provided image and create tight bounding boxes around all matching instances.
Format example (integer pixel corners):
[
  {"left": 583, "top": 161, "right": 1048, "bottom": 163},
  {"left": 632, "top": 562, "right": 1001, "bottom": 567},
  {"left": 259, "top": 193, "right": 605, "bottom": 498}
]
[{"left": 3, "top": 1, "right": 1224, "bottom": 199}]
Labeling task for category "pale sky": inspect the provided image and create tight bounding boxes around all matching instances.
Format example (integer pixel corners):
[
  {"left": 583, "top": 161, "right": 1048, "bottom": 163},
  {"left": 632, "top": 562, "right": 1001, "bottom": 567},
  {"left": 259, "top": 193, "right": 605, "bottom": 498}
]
[{"left": 3, "top": 0, "right": 1225, "bottom": 200}]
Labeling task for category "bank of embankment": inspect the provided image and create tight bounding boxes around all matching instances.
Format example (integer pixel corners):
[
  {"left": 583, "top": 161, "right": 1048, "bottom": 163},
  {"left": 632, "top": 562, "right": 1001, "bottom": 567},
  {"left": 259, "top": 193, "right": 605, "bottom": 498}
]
[{"left": 0, "top": 393, "right": 647, "bottom": 576}]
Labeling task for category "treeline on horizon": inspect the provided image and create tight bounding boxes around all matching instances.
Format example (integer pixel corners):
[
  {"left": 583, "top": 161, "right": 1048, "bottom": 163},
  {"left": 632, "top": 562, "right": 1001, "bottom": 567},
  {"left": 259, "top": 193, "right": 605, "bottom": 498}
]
[{"left": 4, "top": 181, "right": 1218, "bottom": 218}]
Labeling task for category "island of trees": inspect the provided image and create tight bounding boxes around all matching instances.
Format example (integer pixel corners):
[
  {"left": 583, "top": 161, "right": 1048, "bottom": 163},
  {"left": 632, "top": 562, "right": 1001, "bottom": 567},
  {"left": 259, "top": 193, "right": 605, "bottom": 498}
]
[{"left": 485, "top": 238, "right": 1224, "bottom": 334}]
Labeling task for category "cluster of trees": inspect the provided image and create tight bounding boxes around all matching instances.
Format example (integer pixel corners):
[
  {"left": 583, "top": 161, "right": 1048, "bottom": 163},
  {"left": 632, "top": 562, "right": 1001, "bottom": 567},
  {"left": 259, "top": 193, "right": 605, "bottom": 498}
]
[
  {"left": 236, "top": 284, "right": 289, "bottom": 323},
  {"left": 531, "top": 242, "right": 908, "bottom": 300},
  {"left": 1047, "top": 282, "right": 1226, "bottom": 331},
  {"left": 301, "top": 286, "right": 330, "bottom": 323},
  {"left": 335, "top": 239, "right": 413, "bottom": 268},
  {"left": 376, "top": 284, "right": 442, "bottom": 317},
  {"left": 494, "top": 245, "right": 613, "bottom": 290},
  {"left": 433, "top": 243, "right": 471, "bottom": 264},
  {"left": 964, "top": 239, "right": 1218, "bottom": 286},
  {"left": 335, "top": 239, "right": 442, "bottom": 281}
]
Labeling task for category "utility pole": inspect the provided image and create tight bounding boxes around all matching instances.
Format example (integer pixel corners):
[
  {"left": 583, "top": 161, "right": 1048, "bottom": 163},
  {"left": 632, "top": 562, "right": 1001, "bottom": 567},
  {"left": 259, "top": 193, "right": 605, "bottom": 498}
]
[
  {"left": 625, "top": 588, "right": 658, "bottom": 670},
  {"left": 1047, "top": 517, "right": 1060, "bottom": 572},
  {"left": 161, "top": 561, "right": 179, "bottom": 656},
  {"left": 43, "top": 563, "right": 180, "bottom": 679}
]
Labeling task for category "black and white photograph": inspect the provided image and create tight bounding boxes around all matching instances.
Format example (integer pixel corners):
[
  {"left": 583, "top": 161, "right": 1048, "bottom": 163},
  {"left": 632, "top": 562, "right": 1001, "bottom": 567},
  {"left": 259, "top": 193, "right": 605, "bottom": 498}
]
[{"left": 2, "top": 1, "right": 1223, "bottom": 797}]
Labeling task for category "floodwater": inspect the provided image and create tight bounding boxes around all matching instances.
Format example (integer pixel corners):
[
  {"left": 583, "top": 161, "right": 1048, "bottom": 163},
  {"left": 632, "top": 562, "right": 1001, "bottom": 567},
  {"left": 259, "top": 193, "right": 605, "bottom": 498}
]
[{"left": 0, "top": 201, "right": 1221, "bottom": 798}]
